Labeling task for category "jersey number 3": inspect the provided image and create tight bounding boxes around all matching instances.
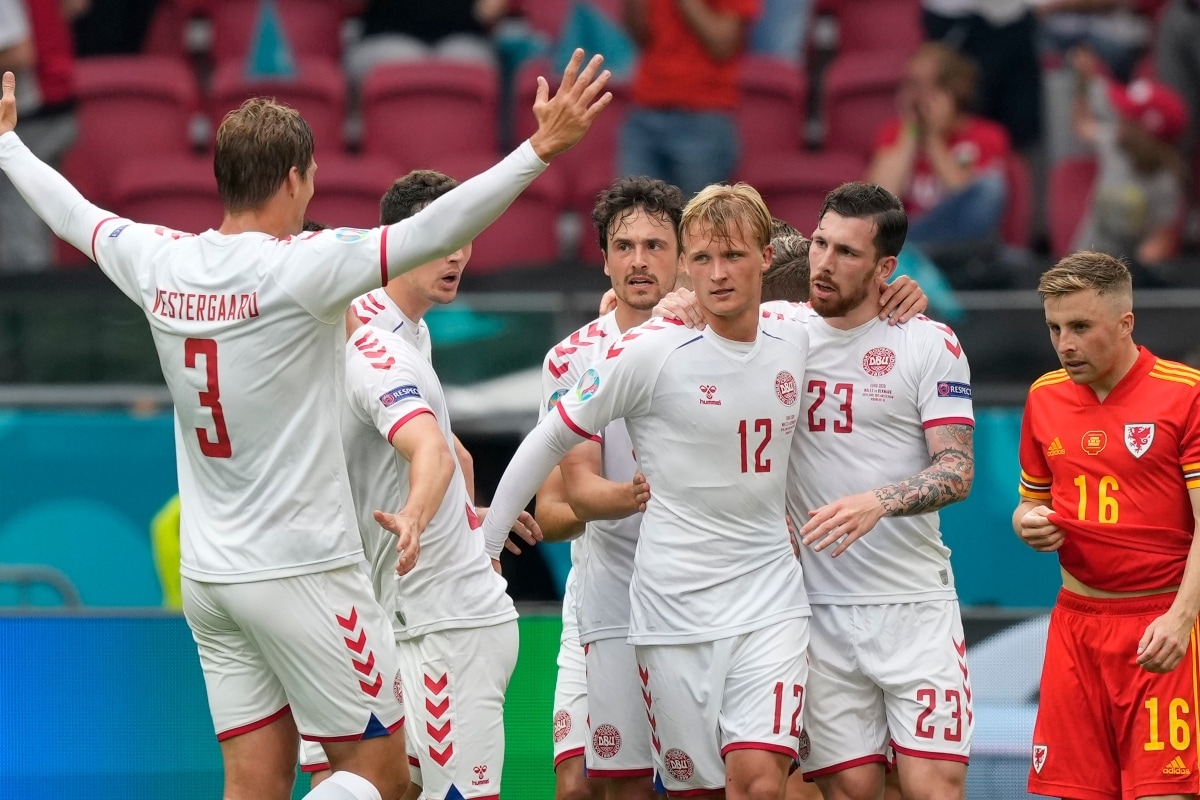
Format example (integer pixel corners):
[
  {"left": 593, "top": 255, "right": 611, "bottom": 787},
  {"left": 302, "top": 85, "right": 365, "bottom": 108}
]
[{"left": 185, "top": 338, "right": 232, "bottom": 458}]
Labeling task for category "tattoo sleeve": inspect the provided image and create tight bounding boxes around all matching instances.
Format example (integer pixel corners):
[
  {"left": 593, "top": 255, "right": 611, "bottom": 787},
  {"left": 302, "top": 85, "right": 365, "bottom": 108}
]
[{"left": 871, "top": 424, "right": 975, "bottom": 517}]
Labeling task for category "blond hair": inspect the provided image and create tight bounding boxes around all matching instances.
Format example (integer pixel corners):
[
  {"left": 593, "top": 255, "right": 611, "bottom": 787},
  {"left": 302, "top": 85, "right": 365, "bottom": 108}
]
[
  {"left": 681, "top": 183, "right": 773, "bottom": 250},
  {"left": 1037, "top": 251, "right": 1133, "bottom": 301}
]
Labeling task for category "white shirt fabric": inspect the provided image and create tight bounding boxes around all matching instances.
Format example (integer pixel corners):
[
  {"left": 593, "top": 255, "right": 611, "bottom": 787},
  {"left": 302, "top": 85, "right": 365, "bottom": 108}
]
[
  {"left": 540, "top": 312, "right": 641, "bottom": 644},
  {"left": 342, "top": 326, "right": 516, "bottom": 638},
  {"left": 484, "top": 317, "right": 812, "bottom": 645},
  {"left": 762, "top": 302, "right": 974, "bottom": 605},
  {"left": 0, "top": 131, "right": 547, "bottom": 582},
  {"left": 350, "top": 287, "right": 432, "bottom": 362}
]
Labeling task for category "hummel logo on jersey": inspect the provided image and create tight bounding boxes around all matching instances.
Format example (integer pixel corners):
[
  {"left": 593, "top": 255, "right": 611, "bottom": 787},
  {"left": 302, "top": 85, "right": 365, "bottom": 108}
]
[
  {"left": 699, "top": 385, "right": 721, "bottom": 406},
  {"left": 1163, "top": 756, "right": 1191, "bottom": 775},
  {"left": 1046, "top": 438, "right": 1066, "bottom": 457}
]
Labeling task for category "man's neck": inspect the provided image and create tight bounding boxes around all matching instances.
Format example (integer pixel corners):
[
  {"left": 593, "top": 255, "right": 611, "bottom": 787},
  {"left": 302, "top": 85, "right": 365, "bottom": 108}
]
[
  {"left": 704, "top": 308, "right": 759, "bottom": 342},
  {"left": 614, "top": 303, "right": 652, "bottom": 334},
  {"left": 821, "top": 294, "right": 883, "bottom": 331},
  {"left": 384, "top": 281, "right": 432, "bottom": 324},
  {"left": 1090, "top": 343, "right": 1141, "bottom": 402}
]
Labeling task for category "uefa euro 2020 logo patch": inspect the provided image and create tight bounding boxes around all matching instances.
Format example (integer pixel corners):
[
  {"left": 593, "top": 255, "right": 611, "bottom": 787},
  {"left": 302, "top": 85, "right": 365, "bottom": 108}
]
[
  {"left": 575, "top": 368, "right": 600, "bottom": 402},
  {"left": 547, "top": 388, "right": 568, "bottom": 411},
  {"left": 379, "top": 385, "right": 420, "bottom": 407},
  {"left": 334, "top": 227, "right": 370, "bottom": 243}
]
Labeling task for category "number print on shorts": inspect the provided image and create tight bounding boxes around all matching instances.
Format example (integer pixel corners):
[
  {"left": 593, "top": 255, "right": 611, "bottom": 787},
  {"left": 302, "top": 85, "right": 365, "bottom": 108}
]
[
  {"left": 1144, "top": 696, "right": 1192, "bottom": 752},
  {"left": 773, "top": 681, "right": 804, "bottom": 737},
  {"left": 915, "top": 688, "right": 963, "bottom": 742}
]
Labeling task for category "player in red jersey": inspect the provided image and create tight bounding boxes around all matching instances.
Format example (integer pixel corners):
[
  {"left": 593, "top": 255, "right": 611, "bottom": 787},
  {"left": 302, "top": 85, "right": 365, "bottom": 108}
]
[{"left": 1014, "top": 251, "right": 1200, "bottom": 800}]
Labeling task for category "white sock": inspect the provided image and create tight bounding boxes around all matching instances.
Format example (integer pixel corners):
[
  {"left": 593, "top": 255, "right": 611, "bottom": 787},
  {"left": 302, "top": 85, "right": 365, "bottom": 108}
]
[{"left": 302, "top": 770, "right": 383, "bottom": 800}]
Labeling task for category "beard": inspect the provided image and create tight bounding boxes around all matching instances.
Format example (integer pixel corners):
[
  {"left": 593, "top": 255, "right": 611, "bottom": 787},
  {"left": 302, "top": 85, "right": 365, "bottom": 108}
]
[{"left": 808, "top": 274, "right": 872, "bottom": 318}]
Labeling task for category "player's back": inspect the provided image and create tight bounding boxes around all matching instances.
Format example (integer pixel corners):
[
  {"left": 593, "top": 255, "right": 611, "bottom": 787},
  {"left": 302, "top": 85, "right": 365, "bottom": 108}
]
[
  {"left": 95, "top": 223, "right": 395, "bottom": 583},
  {"left": 783, "top": 311, "right": 973, "bottom": 604}
]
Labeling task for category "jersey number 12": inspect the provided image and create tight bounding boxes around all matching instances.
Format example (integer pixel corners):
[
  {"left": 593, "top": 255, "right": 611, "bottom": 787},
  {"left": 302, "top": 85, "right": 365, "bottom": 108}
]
[{"left": 184, "top": 338, "right": 232, "bottom": 458}]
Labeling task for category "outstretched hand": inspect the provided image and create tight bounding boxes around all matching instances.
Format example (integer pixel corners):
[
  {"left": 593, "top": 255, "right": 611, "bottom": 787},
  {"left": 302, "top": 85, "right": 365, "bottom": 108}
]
[
  {"left": 528, "top": 49, "right": 612, "bottom": 162},
  {"left": 475, "top": 506, "right": 543, "bottom": 555},
  {"left": 374, "top": 509, "right": 421, "bottom": 576},
  {"left": 0, "top": 71, "right": 17, "bottom": 137}
]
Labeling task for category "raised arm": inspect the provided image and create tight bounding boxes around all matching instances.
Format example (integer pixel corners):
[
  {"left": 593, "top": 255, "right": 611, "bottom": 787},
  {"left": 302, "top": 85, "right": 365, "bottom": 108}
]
[{"left": 801, "top": 423, "right": 975, "bottom": 557}]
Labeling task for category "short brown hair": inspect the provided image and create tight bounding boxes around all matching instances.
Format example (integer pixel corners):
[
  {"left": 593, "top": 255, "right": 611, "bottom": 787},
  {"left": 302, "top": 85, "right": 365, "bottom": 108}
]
[
  {"left": 681, "top": 183, "right": 773, "bottom": 250},
  {"left": 912, "top": 42, "right": 978, "bottom": 112},
  {"left": 380, "top": 170, "right": 459, "bottom": 225},
  {"left": 1038, "top": 251, "right": 1133, "bottom": 301},
  {"left": 762, "top": 233, "right": 810, "bottom": 303},
  {"left": 214, "top": 98, "right": 314, "bottom": 213},
  {"left": 592, "top": 176, "right": 686, "bottom": 252}
]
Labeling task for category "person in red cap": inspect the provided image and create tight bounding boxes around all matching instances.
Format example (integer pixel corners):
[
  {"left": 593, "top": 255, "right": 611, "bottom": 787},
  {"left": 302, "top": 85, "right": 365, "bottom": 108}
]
[{"left": 1071, "top": 47, "right": 1189, "bottom": 277}]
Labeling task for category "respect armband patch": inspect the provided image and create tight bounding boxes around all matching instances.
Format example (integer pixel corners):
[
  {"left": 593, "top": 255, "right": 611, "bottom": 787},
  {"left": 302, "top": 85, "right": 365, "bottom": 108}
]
[
  {"left": 380, "top": 385, "right": 421, "bottom": 406},
  {"left": 936, "top": 381, "right": 972, "bottom": 399}
]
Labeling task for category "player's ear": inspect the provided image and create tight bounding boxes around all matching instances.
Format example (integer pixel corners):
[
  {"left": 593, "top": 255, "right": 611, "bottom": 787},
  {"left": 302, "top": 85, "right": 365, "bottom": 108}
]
[
  {"left": 877, "top": 255, "right": 898, "bottom": 282},
  {"left": 762, "top": 243, "right": 774, "bottom": 273}
]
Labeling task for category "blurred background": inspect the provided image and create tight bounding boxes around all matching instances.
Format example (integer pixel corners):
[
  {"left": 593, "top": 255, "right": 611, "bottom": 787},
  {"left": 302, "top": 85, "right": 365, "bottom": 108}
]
[{"left": 1, "top": 0, "right": 1198, "bottom": 797}]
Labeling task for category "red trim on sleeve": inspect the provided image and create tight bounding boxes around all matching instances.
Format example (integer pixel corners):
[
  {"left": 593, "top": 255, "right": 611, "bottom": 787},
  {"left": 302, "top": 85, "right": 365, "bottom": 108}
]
[
  {"left": 889, "top": 742, "right": 970, "bottom": 763},
  {"left": 801, "top": 754, "right": 890, "bottom": 780},
  {"left": 556, "top": 401, "right": 602, "bottom": 442},
  {"left": 923, "top": 417, "right": 975, "bottom": 430},
  {"left": 553, "top": 747, "right": 585, "bottom": 769},
  {"left": 720, "top": 741, "right": 798, "bottom": 760},
  {"left": 388, "top": 408, "right": 434, "bottom": 442},
  {"left": 379, "top": 226, "right": 389, "bottom": 287},
  {"left": 407, "top": 755, "right": 421, "bottom": 768},
  {"left": 299, "top": 761, "right": 330, "bottom": 774},
  {"left": 215, "top": 704, "right": 291, "bottom": 741},
  {"left": 90, "top": 216, "right": 120, "bottom": 263}
]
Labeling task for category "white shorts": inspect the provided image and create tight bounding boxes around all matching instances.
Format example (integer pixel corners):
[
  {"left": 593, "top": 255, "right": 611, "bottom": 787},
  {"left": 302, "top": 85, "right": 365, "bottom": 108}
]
[
  {"left": 798, "top": 601, "right": 973, "bottom": 778},
  {"left": 584, "top": 636, "right": 655, "bottom": 777},
  {"left": 552, "top": 592, "right": 589, "bottom": 769},
  {"left": 182, "top": 566, "right": 404, "bottom": 742},
  {"left": 635, "top": 617, "right": 809, "bottom": 796}
]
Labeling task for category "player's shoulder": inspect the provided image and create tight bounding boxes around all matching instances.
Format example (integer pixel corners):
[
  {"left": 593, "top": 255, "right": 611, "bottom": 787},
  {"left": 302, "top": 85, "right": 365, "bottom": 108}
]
[
  {"left": 1027, "top": 368, "right": 1071, "bottom": 397},
  {"left": 349, "top": 288, "right": 392, "bottom": 326},
  {"left": 1146, "top": 357, "right": 1200, "bottom": 394},
  {"left": 543, "top": 313, "right": 617, "bottom": 382},
  {"left": 347, "top": 324, "right": 424, "bottom": 375},
  {"left": 603, "top": 317, "right": 698, "bottom": 362}
]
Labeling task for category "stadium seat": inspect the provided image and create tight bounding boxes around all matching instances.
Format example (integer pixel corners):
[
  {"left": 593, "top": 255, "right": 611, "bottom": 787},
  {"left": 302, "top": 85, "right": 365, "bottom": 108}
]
[
  {"left": 110, "top": 155, "right": 225, "bottom": 235},
  {"left": 519, "top": 0, "right": 572, "bottom": 38},
  {"left": 833, "top": 0, "right": 922, "bottom": 55},
  {"left": 421, "top": 152, "right": 567, "bottom": 274},
  {"left": 304, "top": 155, "right": 401, "bottom": 229},
  {"left": 1000, "top": 153, "right": 1033, "bottom": 249},
  {"left": 210, "top": 0, "right": 343, "bottom": 66},
  {"left": 361, "top": 60, "right": 499, "bottom": 167},
  {"left": 68, "top": 56, "right": 200, "bottom": 208},
  {"left": 1047, "top": 156, "right": 1098, "bottom": 258},
  {"left": 735, "top": 149, "right": 868, "bottom": 235},
  {"left": 737, "top": 55, "right": 808, "bottom": 159},
  {"left": 823, "top": 50, "right": 908, "bottom": 157},
  {"left": 207, "top": 57, "right": 347, "bottom": 147}
]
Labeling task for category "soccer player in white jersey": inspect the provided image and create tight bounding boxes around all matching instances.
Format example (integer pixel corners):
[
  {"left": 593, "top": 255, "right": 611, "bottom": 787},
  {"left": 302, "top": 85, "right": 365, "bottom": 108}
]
[
  {"left": 0, "top": 54, "right": 610, "bottom": 800},
  {"left": 786, "top": 183, "right": 975, "bottom": 800},
  {"left": 481, "top": 184, "right": 812, "bottom": 800},
  {"left": 340, "top": 316, "right": 519, "bottom": 800},
  {"left": 536, "top": 177, "right": 685, "bottom": 800}
]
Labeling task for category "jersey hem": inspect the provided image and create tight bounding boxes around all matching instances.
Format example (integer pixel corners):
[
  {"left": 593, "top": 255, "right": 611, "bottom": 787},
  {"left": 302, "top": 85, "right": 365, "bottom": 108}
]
[
  {"left": 393, "top": 609, "right": 518, "bottom": 640},
  {"left": 579, "top": 626, "right": 630, "bottom": 645},
  {"left": 626, "top": 607, "right": 810, "bottom": 646},
  {"left": 179, "top": 551, "right": 364, "bottom": 583},
  {"left": 807, "top": 591, "right": 959, "bottom": 605}
]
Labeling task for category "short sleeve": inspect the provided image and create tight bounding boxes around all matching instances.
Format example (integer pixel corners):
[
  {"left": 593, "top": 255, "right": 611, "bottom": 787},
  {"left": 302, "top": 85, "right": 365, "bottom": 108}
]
[
  {"left": 91, "top": 219, "right": 183, "bottom": 305},
  {"left": 915, "top": 319, "right": 974, "bottom": 429},
  {"left": 539, "top": 344, "right": 582, "bottom": 423},
  {"left": 551, "top": 329, "right": 661, "bottom": 440},
  {"left": 1018, "top": 395, "right": 1053, "bottom": 501},
  {"left": 272, "top": 227, "right": 389, "bottom": 323},
  {"left": 345, "top": 330, "right": 434, "bottom": 443},
  {"left": 1182, "top": 386, "right": 1200, "bottom": 491}
]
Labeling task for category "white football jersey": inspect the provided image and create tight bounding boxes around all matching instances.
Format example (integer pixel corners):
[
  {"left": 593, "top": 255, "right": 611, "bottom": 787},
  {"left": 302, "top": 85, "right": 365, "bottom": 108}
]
[
  {"left": 541, "top": 313, "right": 641, "bottom": 644},
  {"left": 350, "top": 288, "right": 432, "bottom": 362},
  {"left": 342, "top": 326, "right": 516, "bottom": 638},
  {"left": 552, "top": 318, "right": 812, "bottom": 645},
  {"left": 0, "top": 132, "right": 547, "bottom": 583},
  {"left": 762, "top": 303, "right": 974, "bottom": 604}
]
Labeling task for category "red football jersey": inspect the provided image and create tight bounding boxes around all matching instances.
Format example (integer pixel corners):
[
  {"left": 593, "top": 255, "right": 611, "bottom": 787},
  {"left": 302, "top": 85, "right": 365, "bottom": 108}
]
[{"left": 1018, "top": 347, "right": 1200, "bottom": 592}]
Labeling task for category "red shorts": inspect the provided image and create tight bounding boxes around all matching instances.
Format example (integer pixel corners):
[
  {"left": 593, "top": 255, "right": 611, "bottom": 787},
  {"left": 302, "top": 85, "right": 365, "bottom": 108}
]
[{"left": 1030, "top": 589, "right": 1200, "bottom": 800}]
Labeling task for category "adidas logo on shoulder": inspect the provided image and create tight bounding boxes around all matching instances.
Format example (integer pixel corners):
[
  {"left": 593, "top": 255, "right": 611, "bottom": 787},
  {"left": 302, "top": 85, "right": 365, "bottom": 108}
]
[
  {"left": 1164, "top": 755, "right": 1191, "bottom": 775},
  {"left": 1046, "top": 437, "right": 1066, "bottom": 457}
]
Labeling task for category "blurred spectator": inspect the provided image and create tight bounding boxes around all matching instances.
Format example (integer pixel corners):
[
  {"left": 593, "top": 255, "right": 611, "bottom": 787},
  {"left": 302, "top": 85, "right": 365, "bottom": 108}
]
[
  {"left": 1034, "top": 0, "right": 1152, "bottom": 82},
  {"left": 619, "top": 0, "right": 759, "bottom": 197},
  {"left": 0, "top": 0, "right": 83, "bottom": 273},
  {"left": 346, "top": 0, "right": 508, "bottom": 85},
  {"left": 71, "top": 0, "right": 158, "bottom": 56},
  {"left": 1154, "top": 0, "right": 1200, "bottom": 159},
  {"left": 749, "top": 0, "right": 809, "bottom": 64},
  {"left": 922, "top": 0, "right": 1043, "bottom": 152},
  {"left": 868, "top": 43, "right": 1011, "bottom": 250},
  {"left": 1072, "top": 50, "right": 1188, "bottom": 273}
]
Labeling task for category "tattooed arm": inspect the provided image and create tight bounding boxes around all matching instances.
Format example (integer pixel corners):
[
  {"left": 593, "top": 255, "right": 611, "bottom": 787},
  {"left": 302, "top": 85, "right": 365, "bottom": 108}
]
[{"left": 799, "top": 423, "right": 975, "bottom": 558}]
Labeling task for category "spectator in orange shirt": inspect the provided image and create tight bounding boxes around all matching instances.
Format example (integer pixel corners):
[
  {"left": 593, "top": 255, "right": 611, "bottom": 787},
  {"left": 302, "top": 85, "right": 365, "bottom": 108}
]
[
  {"left": 620, "top": 0, "right": 759, "bottom": 198},
  {"left": 868, "top": 42, "right": 1011, "bottom": 251}
]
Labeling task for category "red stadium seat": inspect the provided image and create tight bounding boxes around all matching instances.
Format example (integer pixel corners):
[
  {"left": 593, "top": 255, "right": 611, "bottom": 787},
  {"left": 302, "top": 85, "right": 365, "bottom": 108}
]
[
  {"left": 304, "top": 155, "right": 400, "bottom": 229},
  {"left": 361, "top": 60, "right": 499, "bottom": 167},
  {"left": 208, "top": 57, "right": 347, "bottom": 147},
  {"left": 519, "top": 0, "right": 572, "bottom": 38},
  {"left": 110, "top": 155, "right": 225, "bottom": 235},
  {"left": 735, "top": 149, "right": 868, "bottom": 235},
  {"left": 210, "top": 0, "right": 343, "bottom": 66},
  {"left": 1047, "top": 156, "right": 1098, "bottom": 258},
  {"left": 833, "top": 0, "right": 922, "bottom": 55},
  {"left": 737, "top": 55, "right": 808, "bottom": 159},
  {"left": 68, "top": 56, "right": 200, "bottom": 207},
  {"left": 823, "top": 50, "right": 908, "bottom": 158},
  {"left": 1000, "top": 153, "right": 1033, "bottom": 249},
  {"left": 421, "top": 152, "right": 567, "bottom": 274}
]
